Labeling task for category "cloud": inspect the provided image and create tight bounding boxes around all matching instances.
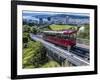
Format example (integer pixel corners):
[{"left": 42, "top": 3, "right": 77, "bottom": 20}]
[
  {"left": 23, "top": 10, "right": 89, "bottom": 16},
  {"left": 23, "top": 16, "right": 31, "bottom": 19}
]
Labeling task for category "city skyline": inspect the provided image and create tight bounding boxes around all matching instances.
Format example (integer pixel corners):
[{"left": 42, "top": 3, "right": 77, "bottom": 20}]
[{"left": 23, "top": 11, "right": 90, "bottom": 25}]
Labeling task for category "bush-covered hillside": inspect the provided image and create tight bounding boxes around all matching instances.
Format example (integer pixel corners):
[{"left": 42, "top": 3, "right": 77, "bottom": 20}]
[{"left": 22, "top": 25, "right": 61, "bottom": 68}]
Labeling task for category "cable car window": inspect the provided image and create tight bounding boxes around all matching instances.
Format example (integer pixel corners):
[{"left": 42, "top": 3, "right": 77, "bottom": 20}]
[
  {"left": 56, "top": 34, "right": 62, "bottom": 39},
  {"left": 69, "top": 33, "right": 76, "bottom": 40},
  {"left": 62, "top": 34, "right": 70, "bottom": 40},
  {"left": 73, "top": 33, "right": 77, "bottom": 39},
  {"left": 70, "top": 34, "right": 74, "bottom": 40}
]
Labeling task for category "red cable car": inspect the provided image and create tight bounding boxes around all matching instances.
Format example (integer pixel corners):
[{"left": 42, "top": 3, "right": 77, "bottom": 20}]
[{"left": 43, "top": 30, "right": 77, "bottom": 50}]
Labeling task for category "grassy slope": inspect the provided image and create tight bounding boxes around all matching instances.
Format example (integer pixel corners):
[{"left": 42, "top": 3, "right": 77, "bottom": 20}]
[
  {"left": 49, "top": 24, "right": 77, "bottom": 31},
  {"left": 23, "top": 40, "right": 61, "bottom": 68},
  {"left": 23, "top": 41, "right": 41, "bottom": 68},
  {"left": 42, "top": 60, "right": 60, "bottom": 68}
]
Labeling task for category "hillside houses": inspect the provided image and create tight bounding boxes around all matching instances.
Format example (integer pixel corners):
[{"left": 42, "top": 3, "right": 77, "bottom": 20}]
[{"left": 23, "top": 14, "right": 89, "bottom": 26}]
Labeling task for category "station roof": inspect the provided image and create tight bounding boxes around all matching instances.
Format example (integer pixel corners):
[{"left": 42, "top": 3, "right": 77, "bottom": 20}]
[{"left": 43, "top": 30, "right": 77, "bottom": 35}]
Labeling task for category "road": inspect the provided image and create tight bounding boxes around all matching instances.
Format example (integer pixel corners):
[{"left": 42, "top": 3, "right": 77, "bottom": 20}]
[{"left": 30, "top": 33, "right": 89, "bottom": 66}]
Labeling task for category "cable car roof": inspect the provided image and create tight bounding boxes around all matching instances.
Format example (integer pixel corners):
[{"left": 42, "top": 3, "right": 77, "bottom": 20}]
[{"left": 43, "top": 30, "right": 77, "bottom": 34}]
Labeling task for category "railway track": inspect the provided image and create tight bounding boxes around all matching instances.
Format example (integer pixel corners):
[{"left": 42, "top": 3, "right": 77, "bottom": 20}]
[
  {"left": 30, "top": 34, "right": 89, "bottom": 66},
  {"left": 70, "top": 46, "right": 89, "bottom": 61},
  {"left": 56, "top": 45, "right": 89, "bottom": 62},
  {"left": 36, "top": 34, "right": 90, "bottom": 61}
]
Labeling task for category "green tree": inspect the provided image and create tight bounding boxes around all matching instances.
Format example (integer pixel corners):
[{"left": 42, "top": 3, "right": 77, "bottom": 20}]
[
  {"left": 23, "top": 41, "right": 47, "bottom": 68},
  {"left": 23, "top": 25, "right": 31, "bottom": 33},
  {"left": 23, "top": 37, "right": 28, "bottom": 43},
  {"left": 32, "top": 27, "right": 37, "bottom": 34},
  {"left": 77, "top": 24, "right": 90, "bottom": 39}
]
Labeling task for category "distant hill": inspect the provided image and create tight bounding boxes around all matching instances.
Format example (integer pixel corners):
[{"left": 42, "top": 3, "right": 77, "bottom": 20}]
[
  {"left": 31, "top": 14, "right": 89, "bottom": 19},
  {"left": 51, "top": 14, "right": 89, "bottom": 19},
  {"left": 23, "top": 13, "right": 89, "bottom": 26},
  {"left": 23, "top": 12, "right": 89, "bottom": 19}
]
